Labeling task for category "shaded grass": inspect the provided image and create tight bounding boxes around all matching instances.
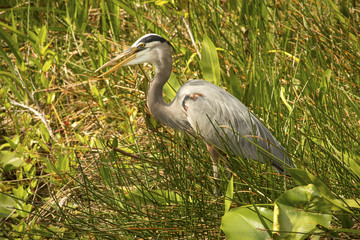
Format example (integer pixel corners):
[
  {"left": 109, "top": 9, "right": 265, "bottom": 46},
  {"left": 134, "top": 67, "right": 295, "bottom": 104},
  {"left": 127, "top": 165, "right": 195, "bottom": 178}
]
[{"left": 0, "top": 0, "right": 359, "bottom": 239}]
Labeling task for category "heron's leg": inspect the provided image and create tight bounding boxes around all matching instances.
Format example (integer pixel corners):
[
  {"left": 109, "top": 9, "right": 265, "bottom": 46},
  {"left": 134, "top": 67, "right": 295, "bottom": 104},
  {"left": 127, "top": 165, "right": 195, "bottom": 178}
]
[{"left": 206, "top": 144, "right": 219, "bottom": 196}]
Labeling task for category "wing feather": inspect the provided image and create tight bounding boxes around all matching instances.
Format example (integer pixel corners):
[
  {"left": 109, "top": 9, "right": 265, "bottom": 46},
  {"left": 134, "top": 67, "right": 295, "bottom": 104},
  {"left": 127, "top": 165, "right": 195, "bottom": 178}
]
[{"left": 176, "top": 80, "right": 292, "bottom": 172}]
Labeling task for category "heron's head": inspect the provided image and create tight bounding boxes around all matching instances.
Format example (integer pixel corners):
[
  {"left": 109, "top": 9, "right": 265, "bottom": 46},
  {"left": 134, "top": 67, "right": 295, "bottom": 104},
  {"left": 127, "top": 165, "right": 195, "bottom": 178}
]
[{"left": 95, "top": 34, "right": 172, "bottom": 77}]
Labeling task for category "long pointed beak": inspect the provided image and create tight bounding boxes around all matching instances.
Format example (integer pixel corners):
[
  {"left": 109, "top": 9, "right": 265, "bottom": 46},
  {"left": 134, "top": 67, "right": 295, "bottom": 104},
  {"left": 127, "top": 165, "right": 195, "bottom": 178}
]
[{"left": 95, "top": 47, "right": 138, "bottom": 77}]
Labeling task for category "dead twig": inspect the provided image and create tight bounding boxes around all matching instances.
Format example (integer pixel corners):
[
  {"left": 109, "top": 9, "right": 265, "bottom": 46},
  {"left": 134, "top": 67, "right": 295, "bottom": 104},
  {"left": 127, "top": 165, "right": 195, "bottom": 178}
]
[
  {"left": 10, "top": 100, "right": 58, "bottom": 143},
  {"left": 182, "top": 17, "right": 201, "bottom": 59}
]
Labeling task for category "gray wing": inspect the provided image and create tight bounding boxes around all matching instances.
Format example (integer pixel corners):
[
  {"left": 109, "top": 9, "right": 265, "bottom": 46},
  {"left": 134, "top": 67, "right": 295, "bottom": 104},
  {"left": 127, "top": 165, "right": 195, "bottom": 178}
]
[{"left": 175, "top": 80, "right": 293, "bottom": 173}]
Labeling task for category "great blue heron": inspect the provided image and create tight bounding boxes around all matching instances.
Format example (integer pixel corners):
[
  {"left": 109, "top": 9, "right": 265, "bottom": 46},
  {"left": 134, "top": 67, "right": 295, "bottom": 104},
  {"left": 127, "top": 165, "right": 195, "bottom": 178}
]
[{"left": 96, "top": 33, "right": 294, "bottom": 178}]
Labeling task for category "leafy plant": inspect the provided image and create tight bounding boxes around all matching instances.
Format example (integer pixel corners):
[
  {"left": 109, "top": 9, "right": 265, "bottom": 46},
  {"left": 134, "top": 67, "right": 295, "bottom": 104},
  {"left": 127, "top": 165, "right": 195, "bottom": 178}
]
[{"left": 222, "top": 170, "right": 360, "bottom": 239}]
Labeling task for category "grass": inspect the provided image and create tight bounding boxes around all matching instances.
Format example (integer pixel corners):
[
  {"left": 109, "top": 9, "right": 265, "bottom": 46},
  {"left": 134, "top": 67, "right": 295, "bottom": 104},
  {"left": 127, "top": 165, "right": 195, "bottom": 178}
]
[{"left": 0, "top": 0, "right": 359, "bottom": 239}]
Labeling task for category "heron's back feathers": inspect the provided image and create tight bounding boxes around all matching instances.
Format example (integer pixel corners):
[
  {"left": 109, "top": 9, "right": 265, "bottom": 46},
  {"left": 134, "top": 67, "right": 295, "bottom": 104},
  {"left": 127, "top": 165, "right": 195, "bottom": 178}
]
[{"left": 175, "top": 80, "right": 294, "bottom": 173}]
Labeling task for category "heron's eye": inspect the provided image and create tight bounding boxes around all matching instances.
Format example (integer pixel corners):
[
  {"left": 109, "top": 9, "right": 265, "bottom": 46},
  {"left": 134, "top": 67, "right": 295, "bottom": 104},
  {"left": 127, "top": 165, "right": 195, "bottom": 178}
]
[{"left": 139, "top": 43, "right": 145, "bottom": 48}]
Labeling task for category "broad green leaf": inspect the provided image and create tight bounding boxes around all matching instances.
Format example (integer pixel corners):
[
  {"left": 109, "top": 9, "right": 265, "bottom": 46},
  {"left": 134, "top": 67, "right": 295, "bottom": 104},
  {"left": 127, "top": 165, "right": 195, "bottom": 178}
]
[
  {"left": 221, "top": 206, "right": 273, "bottom": 240},
  {"left": 224, "top": 176, "right": 233, "bottom": 213},
  {"left": 155, "top": 0, "right": 169, "bottom": 5},
  {"left": 201, "top": 35, "right": 220, "bottom": 85},
  {"left": 0, "top": 194, "right": 15, "bottom": 218},
  {"left": 3, "top": 135, "right": 19, "bottom": 149},
  {"left": 343, "top": 199, "right": 360, "bottom": 209},
  {"left": 38, "top": 124, "right": 50, "bottom": 144},
  {"left": 288, "top": 169, "right": 352, "bottom": 213},
  {"left": 30, "top": 179, "right": 38, "bottom": 189},
  {"left": 274, "top": 184, "right": 332, "bottom": 240},
  {"left": 42, "top": 59, "right": 53, "bottom": 72},
  {"left": 40, "top": 73, "right": 48, "bottom": 88},
  {"left": 38, "top": 140, "right": 50, "bottom": 153},
  {"left": 40, "top": 37, "right": 54, "bottom": 56},
  {"left": 47, "top": 91, "right": 56, "bottom": 104},
  {"left": 0, "top": 142, "right": 10, "bottom": 151},
  {"left": 57, "top": 154, "right": 69, "bottom": 172},
  {"left": 345, "top": 153, "right": 360, "bottom": 179},
  {"left": 38, "top": 25, "right": 47, "bottom": 45},
  {"left": 90, "top": 84, "right": 99, "bottom": 97},
  {"left": 19, "top": 203, "right": 32, "bottom": 218},
  {"left": 13, "top": 185, "right": 28, "bottom": 200},
  {"left": 0, "top": 151, "right": 23, "bottom": 171},
  {"left": 163, "top": 74, "right": 181, "bottom": 102}
]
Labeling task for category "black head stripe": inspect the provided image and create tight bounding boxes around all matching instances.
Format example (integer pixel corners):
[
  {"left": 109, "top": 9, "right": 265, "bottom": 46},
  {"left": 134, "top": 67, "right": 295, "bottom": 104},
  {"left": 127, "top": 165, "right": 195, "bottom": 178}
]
[
  {"left": 138, "top": 34, "right": 174, "bottom": 51},
  {"left": 140, "top": 34, "right": 168, "bottom": 44},
  {"left": 140, "top": 34, "right": 173, "bottom": 49}
]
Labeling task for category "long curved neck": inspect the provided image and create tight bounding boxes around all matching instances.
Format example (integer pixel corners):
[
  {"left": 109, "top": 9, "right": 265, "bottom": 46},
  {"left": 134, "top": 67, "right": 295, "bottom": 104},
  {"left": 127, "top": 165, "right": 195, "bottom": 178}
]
[
  {"left": 146, "top": 56, "right": 173, "bottom": 124},
  {"left": 147, "top": 56, "right": 172, "bottom": 106},
  {"left": 146, "top": 52, "right": 188, "bottom": 130}
]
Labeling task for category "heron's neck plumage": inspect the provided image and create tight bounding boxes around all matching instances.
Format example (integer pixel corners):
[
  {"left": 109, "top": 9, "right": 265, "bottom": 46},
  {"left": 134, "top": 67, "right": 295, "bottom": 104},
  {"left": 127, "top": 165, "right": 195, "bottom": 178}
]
[
  {"left": 146, "top": 53, "right": 188, "bottom": 129},
  {"left": 147, "top": 60, "right": 171, "bottom": 110}
]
